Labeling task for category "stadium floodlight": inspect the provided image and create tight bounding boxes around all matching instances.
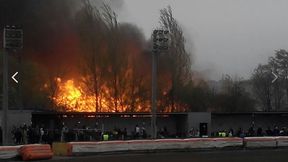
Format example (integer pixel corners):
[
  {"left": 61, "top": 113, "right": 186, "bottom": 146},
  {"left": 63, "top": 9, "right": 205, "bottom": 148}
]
[
  {"left": 151, "top": 29, "right": 169, "bottom": 139},
  {"left": 4, "top": 25, "right": 23, "bottom": 49},
  {"left": 2, "top": 25, "right": 23, "bottom": 145}
]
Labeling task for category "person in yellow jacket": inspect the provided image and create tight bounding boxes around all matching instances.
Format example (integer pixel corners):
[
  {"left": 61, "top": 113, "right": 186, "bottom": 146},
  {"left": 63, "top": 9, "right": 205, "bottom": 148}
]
[
  {"left": 218, "top": 131, "right": 227, "bottom": 137},
  {"left": 222, "top": 132, "right": 226, "bottom": 137},
  {"left": 103, "top": 133, "right": 109, "bottom": 141}
]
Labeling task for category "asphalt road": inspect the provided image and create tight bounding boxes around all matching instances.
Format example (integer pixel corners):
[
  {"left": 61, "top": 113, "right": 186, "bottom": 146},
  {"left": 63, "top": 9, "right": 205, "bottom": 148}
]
[{"left": 8, "top": 149, "right": 288, "bottom": 162}]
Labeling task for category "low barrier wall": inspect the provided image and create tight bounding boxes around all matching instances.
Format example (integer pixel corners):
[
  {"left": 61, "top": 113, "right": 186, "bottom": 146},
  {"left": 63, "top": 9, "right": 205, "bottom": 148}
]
[
  {"left": 244, "top": 137, "right": 277, "bottom": 148},
  {"left": 0, "top": 145, "right": 22, "bottom": 159},
  {"left": 2, "top": 137, "right": 288, "bottom": 159},
  {"left": 276, "top": 136, "right": 288, "bottom": 147},
  {"left": 52, "top": 142, "right": 72, "bottom": 156},
  {"left": 19, "top": 144, "right": 53, "bottom": 161},
  {"left": 70, "top": 141, "right": 131, "bottom": 153},
  {"left": 69, "top": 138, "right": 243, "bottom": 154}
]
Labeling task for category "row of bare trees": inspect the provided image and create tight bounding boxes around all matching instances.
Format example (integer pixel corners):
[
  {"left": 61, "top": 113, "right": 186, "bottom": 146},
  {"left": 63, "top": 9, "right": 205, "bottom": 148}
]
[
  {"left": 0, "top": 0, "right": 195, "bottom": 112},
  {"left": 68, "top": 1, "right": 195, "bottom": 112},
  {"left": 1, "top": 0, "right": 262, "bottom": 112},
  {"left": 74, "top": 1, "right": 150, "bottom": 112},
  {"left": 157, "top": 6, "right": 192, "bottom": 112},
  {"left": 251, "top": 49, "right": 288, "bottom": 111}
]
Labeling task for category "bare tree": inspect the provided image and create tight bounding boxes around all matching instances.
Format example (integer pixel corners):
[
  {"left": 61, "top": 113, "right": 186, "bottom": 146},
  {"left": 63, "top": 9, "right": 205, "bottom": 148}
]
[
  {"left": 158, "top": 6, "right": 192, "bottom": 112},
  {"left": 217, "top": 75, "right": 255, "bottom": 112},
  {"left": 251, "top": 50, "right": 288, "bottom": 111},
  {"left": 251, "top": 64, "right": 273, "bottom": 111},
  {"left": 75, "top": 0, "right": 106, "bottom": 112},
  {"left": 269, "top": 56, "right": 285, "bottom": 110},
  {"left": 101, "top": 3, "right": 122, "bottom": 112},
  {"left": 270, "top": 49, "right": 288, "bottom": 109}
]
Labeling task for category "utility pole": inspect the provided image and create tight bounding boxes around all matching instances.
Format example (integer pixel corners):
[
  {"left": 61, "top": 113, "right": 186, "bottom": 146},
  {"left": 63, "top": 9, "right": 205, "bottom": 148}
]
[
  {"left": 151, "top": 29, "right": 169, "bottom": 139},
  {"left": 2, "top": 25, "right": 23, "bottom": 145}
]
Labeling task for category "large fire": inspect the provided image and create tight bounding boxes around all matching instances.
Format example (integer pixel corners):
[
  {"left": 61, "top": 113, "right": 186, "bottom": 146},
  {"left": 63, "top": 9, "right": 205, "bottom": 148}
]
[
  {"left": 52, "top": 77, "right": 150, "bottom": 112},
  {"left": 52, "top": 78, "right": 97, "bottom": 112}
]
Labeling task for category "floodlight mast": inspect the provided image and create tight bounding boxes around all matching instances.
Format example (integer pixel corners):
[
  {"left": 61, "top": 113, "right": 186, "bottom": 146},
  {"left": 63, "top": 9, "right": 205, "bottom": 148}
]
[
  {"left": 2, "top": 30, "right": 8, "bottom": 145},
  {"left": 2, "top": 25, "right": 23, "bottom": 145},
  {"left": 151, "top": 48, "right": 157, "bottom": 139},
  {"left": 151, "top": 29, "right": 169, "bottom": 139}
]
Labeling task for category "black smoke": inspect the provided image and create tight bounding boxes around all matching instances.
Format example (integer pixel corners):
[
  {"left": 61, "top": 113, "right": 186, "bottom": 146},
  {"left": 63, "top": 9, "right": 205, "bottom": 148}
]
[{"left": 0, "top": 0, "right": 80, "bottom": 71}]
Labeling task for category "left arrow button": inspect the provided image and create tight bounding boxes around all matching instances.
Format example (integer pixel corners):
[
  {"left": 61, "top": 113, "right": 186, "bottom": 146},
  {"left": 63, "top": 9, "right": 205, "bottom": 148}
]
[{"left": 12, "top": 72, "right": 18, "bottom": 83}]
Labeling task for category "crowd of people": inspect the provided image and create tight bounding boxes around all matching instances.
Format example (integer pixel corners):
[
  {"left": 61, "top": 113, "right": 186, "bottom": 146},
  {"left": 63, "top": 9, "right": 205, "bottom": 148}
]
[
  {"left": 10, "top": 123, "right": 160, "bottom": 144},
  {"left": 11, "top": 124, "right": 59, "bottom": 145},
  {"left": 11, "top": 123, "right": 288, "bottom": 145},
  {"left": 211, "top": 126, "right": 288, "bottom": 138}
]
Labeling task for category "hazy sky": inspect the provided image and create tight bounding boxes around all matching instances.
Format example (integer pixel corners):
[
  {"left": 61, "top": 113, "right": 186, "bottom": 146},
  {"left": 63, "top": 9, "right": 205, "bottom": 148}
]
[{"left": 114, "top": 0, "right": 288, "bottom": 80}]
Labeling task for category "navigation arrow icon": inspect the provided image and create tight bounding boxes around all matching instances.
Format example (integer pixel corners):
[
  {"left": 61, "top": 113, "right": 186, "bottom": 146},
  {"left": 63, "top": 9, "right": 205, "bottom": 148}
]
[
  {"left": 12, "top": 72, "right": 18, "bottom": 83},
  {"left": 272, "top": 72, "right": 278, "bottom": 83}
]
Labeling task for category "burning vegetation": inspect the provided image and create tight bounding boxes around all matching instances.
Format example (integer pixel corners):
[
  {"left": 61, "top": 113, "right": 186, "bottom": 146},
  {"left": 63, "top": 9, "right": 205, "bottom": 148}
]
[
  {"left": 33, "top": 1, "right": 190, "bottom": 112},
  {"left": 52, "top": 77, "right": 150, "bottom": 112},
  {"left": 52, "top": 78, "right": 94, "bottom": 112},
  {"left": 4, "top": 0, "right": 239, "bottom": 113},
  {"left": 47, "top": 1, "right": 193, "bottom": 113},
  {"left": 0, "top": 0, "right": 206, "bottom": 113}
]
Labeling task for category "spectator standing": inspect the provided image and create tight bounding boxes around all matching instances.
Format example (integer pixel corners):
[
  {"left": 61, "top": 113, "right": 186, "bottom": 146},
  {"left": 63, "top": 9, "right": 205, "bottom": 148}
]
[
  {"left": 135, "top": 125, "right": 140, "bottom": 139},
  {"left": 122, "top": 128, "right": 127, "bottom": 140},
  {"left": 257, "top": 127, "right": 263, "bottom": 136},
  {"left": 248, "top": 126, "right": 255, "bottom": 137},
  {"left": 195, "top": 129, "right": 200, "bottom": 137},
  {"left": 39, "top": 128, "right": 44, "bottom": 143},
  {"left": 228, "top": 128, "right": 234, "bottom": 137},
  {"left": 266, "top": 127, "right": 273, "bottom": 136},
  {"left": 22, "top": 124, "right": 28, "bottom": 144},
  {"left": 141, "top": 126, "right": 147, "bottom": 139},
  {"left": 273, "top": 126, "right": 280, "bottom": 136}
]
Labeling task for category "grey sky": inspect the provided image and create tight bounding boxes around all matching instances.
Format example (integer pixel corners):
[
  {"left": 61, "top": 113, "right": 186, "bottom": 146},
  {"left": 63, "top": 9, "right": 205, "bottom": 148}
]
[{"left": 115, "top": 0, "right": 288, "bottom": 80}]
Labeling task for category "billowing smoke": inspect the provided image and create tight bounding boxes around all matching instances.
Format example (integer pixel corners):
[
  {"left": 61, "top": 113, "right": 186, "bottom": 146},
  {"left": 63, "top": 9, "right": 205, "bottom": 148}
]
[
  {"left": 0, "top": 0, "right": 130, "bottom": 74},
  {"left": 0, "top": 0, "right": 81, "bottom": 72},
  {"left": 1, "top": 0, "right": 203, "bottom": 112}
]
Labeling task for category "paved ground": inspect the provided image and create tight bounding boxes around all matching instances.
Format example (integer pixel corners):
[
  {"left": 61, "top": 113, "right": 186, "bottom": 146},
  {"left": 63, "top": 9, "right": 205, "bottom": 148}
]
[{"left": 6, "top": 149, "right": 288, "bottom": 162}]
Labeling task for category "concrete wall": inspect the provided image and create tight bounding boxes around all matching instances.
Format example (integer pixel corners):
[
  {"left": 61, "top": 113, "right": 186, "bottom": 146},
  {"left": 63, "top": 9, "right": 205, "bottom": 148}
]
[
  {"left": 33, "top": 113, "right": 185, "bottom": 137},
  {"left": 4, "top": 111, "right": 288, "bottom": 141},
  {"left": 187, "top": 112, "right": 211, "bottom": 135},
  {"left": 61, "top": 116, "right": 177, "bottom": 136},
  {"left": 212, "top": 114, "right": 252, "bottom": 132}
]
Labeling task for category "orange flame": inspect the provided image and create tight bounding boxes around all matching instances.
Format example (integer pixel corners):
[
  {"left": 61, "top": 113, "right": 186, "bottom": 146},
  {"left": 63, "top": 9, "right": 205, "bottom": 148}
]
[
  {"left": 52, "top": 78, "right": 97, "bottom": 112},
  {"left": 52, "top": 77, "right": 150, "bottom": 112}
]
